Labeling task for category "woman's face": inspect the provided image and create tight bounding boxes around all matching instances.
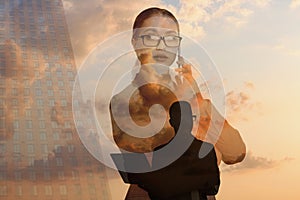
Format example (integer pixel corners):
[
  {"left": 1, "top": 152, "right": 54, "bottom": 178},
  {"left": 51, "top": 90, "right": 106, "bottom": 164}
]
[{"left": 132, "top": 15, "right": 179, "bottom": 67}]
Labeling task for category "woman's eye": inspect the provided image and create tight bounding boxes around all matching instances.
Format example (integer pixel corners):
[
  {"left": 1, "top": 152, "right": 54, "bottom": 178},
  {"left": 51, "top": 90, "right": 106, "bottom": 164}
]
[
  {"left": 164, "top": 36, "right": 176, "bottom": 41},
  {"left": 148, "top": 35, "right": 160, "bottom": 40}
]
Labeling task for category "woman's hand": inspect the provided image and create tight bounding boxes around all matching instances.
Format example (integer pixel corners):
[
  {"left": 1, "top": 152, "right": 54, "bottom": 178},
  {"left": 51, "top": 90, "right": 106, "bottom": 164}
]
[{"left": 174, "top": 62, "right": 203, "bottom": 100}]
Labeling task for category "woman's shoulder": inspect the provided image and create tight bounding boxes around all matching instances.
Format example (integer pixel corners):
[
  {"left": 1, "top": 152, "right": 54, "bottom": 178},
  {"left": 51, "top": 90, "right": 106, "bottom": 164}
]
[{"left": 110, "top": 83, "right": 139, "bottom": 103}]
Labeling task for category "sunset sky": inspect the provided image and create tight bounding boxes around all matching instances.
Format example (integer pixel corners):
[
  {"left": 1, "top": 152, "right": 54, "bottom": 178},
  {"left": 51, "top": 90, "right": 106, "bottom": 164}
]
[{"left": 63, "top": 0, "right": 300, "bottom": 199}]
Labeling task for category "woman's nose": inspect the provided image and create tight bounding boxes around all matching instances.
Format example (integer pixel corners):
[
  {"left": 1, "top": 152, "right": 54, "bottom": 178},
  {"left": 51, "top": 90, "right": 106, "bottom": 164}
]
[{"left": 156, "top": 38, "right": 166, "bottom": 50}]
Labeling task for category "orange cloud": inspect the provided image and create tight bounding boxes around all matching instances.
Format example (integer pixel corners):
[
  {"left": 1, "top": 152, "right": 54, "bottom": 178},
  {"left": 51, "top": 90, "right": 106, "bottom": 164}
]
[
  {"left": 225, "top": 82, "right": 262, "bottom": 122},
  {"left": 220, "top": 151, "right": 294, "bottom": 173}
]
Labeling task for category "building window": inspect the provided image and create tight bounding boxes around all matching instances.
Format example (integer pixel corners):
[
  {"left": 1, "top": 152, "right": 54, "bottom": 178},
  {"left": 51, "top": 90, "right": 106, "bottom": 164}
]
[
  {"left": 54, "top": 145, "right": 61, "bottom": 153},
  {"left": 33, "top": 62, "right": 39, "bottom": 68},
  {"left": 25, "top": 109, "right": 31, "bottom": 117},
  {"left": 45, "top": 185, "right": 52, "bottom": 196},
  {"left": 35, "top": 79, "right": 41, "bottom": 87},
  {"left": 24, "top": 98, "right": 30, "bottom": 107},
  {"left": 46, "top": 80, "right": 52, "bottom": 86},
  {"left": 47, "top": 90, "right": 53, "bottom": 96},
  {"left": 14, "top": 171, "right": 22, "bottom": 181},
  {"left": 53, "top": 132, "right": 59, "bottom": 140},
  {"left": 67, "top": 71, "right": 73, "bottom": 78},
  {"left": 45, "top": 71, "right": 51, "bottom": 77},
  {"left": 58, "top": 80, "right": 64, "bottom": 87},
  {"left": 24, "top": 79, "right": 30, "bottom": 87},
  {"left": 66, "top": 132, "right": 73, "bottom": 140},
  {"left": 0, "top": 70, "right": 5, "bottom": 77},
  {"left": 56, "top": 71, "right": 62, "bottom": 77},
  {"left": 11, "top": 88, "right": 18, "bottom": 96},
  {"left": 89, "top": 185, "right": 96, "bottom": 195},
  {"left": 58, "top": 171, "right": 65, "bottom": 180},
  {"left": 13, "top": 120, "right": 19, "bottom": 129},
  {"left": 0, "top": 157, "right": 7, "bottom": 168},
  {"left": 0, "top": 99, "right": 5, "bottom": 106},
  {"left": 64, "top": 121, "right": 71, "bottom": 128},
  {"left": 23, "top": 70, "right": 29, "bottom": 77},
  {"left": 63, "top": 111, "right": 69, "bottom": 117},
  {"left": 11, "top": 69, "right": 17, "bottom": 77},
  {"left": 0, "top": 144, "right": 6, "bottom": 154},
  {"left": 44, "top": 54, "right": 49, "bottom": 59},
  {"left": 13, "top": 144, "right": 20, "bottom": 153},
  {"left": 67, "top": 145, "right": 74, "bottom": 153},
  {"left": 24, "top": 88, "right": 30, "bottom": 96},
  {"left": 27, "top": 144, "right": 34, "bottom": 154},
  {"left": 29, "top": 171, "right": 36, "bottom": 181},
  {"left": 13, "top": 132, "right": 20, "bottom": 140},
  {"left": 44, "top": 171, "right": 51, "bottom": 181},
  {"left": 35, "top": 89, "right": 42, "bottom": 96},
  {"left": 0, "top": 186, "right": 7, "bottom": 196},
  {"left": 16, "top": 185, "right": 22, "bottom": 196},
  {"left": 43, "top": 157, "right": 49, "bottom": 167},
  {"left": 28, "top": 157, "right": 34, "bottom": 166},
  {"left": 12, "top": 99, "right": 18, "bottom": 106},
  {"left": 39, "top": 121, "right": 45, "bottom": 129},
  {"left": 40, "top": 132, "right": 46, "bottom": 140},
  {"left": 59, "top": 90, "right": 65, "bottom": 96},
  {"left": 32, "top": 185, "right": 38, "bottom": 196},
  {"left": 55, "top": 63, "right": 62, "bottom": 69},
  {"left": 61, "top": 100, "right": 67, "bottom": 107},
  {"left": 32, "top": 54, "right": 38, "bottom": 60},
  {"left": 69, "top": 80, "right": 74, "bottom": 88},
  {"left": 22, "top": 61, "right": 27, "bottom": 67},
  {"left": 0, "top": 88, "right": 5, "bottom": 96},
  {"left": 34, "top": 71, "right": 39, "bottom": 77},
  {"left": 0, "top": 171, "right": 6, "bottom": 181},
  {"left": 37, "top": 99, "right": 44, "bottom": 106},
  {"left": 12, "top": 109, "right": 18, "bottom": 117},
  {"left": 71, "top": 170, "right": 79, "bottom": 180},
  {"left": 87, "top": 170, "right": 93, "bottom": 180},
  {"left": 56, "top": 157, "right": 63, "bottom": 166},
  {"left": 74, "top": 184, "right": 81, "bottom": 195},
  {"left": 66, "top": 63, "right": 72, "bottom": 68},
  {"left": 70, "top": 157, "right": 77, "bottom": 166},
  {"left": 37, "top": 110, "right": 44, "bottom": 117},
  {"left": 0, "top": 119, "right": 4, "bottom": 129},
  {"left": 51, "top": 121, "right": 58, "bottom": 128},
  {"left": 27, "top": 132, "right": 33, "bottom": 140},
  {"left": 26, "top": 120, "right": 32, "bottom": 129},
  {"left": 41, "top": 144, "right": 48, "bottom": 154},
  {"left": 59, "top": 185, "right": 67, "bottom": 195}
]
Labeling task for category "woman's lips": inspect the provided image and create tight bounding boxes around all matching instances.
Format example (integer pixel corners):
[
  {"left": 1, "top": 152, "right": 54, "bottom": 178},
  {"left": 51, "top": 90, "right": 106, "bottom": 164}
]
[{"left": 153, "top": 54, "right": 168, "bottom": 62}]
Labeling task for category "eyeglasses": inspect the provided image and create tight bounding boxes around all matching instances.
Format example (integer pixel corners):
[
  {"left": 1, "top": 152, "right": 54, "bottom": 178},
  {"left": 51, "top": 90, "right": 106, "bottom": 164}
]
[{"left": 139, "top": 35, "right": 182, "bottom": 47}]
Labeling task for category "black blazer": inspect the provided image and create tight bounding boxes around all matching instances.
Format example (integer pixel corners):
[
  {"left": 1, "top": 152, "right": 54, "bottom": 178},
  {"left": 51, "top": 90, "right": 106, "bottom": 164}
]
[{"left": 135, "top": 138, "right": 220, "bottom": 200}]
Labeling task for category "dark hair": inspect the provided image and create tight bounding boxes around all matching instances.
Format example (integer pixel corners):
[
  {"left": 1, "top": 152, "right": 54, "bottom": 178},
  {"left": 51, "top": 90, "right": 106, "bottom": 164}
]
[{"left": 132, "top": 7, "right": 179, "bottom": 37}]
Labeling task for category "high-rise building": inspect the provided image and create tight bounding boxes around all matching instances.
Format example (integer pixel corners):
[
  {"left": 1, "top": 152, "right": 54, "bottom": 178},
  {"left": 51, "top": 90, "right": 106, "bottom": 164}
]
[{"left": 0, "top": 0, "right": 111, "bottom": 199}]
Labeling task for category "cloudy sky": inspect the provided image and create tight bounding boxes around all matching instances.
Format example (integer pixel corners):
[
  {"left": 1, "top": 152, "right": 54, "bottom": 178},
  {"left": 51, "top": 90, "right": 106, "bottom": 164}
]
[{"left": 63, "top": 0, "right": 300, "bottom": 199}]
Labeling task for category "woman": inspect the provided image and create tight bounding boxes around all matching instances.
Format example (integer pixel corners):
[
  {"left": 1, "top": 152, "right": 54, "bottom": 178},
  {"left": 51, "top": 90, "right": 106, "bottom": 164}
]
[{"left": 109, "top": 7, "right": 246, "bottom": 200}]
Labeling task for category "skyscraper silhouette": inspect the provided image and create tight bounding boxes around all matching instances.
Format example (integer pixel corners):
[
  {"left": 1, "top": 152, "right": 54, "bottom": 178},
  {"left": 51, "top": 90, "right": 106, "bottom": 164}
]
[{"left": 0, "top": 0, "right": 111, "bottom": 199}]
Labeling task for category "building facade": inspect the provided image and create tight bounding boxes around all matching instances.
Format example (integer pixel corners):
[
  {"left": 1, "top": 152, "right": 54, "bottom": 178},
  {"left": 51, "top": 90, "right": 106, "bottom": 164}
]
[{"left": 0, "top": 0, "right": 111, "bottom": 199}]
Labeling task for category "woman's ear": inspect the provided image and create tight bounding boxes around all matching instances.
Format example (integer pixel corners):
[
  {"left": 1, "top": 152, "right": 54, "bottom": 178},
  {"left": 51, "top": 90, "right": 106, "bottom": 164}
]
[{"left": 131, "top": 37, "right": 137, "bottom": 48}]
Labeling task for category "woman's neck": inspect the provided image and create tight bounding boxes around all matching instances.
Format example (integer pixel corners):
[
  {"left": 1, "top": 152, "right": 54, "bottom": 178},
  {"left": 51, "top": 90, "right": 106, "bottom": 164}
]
[{"left": 146, "top": 62, "right": 170, "bottom": 75}]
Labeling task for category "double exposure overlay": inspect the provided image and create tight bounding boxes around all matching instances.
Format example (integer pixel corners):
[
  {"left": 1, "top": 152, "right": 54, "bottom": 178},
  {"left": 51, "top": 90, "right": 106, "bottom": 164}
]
[{"left": 0, "top": 0, "right": 110, "bottom": 199}]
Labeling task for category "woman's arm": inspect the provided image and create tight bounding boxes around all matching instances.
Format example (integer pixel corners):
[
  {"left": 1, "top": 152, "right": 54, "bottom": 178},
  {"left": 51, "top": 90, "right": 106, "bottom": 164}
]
[
  {"left": 175, "top": 63, "right": 246, "bottom": 164},
  {"left": 198, "top": 98, "right": 246, "bottom": 164}
]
